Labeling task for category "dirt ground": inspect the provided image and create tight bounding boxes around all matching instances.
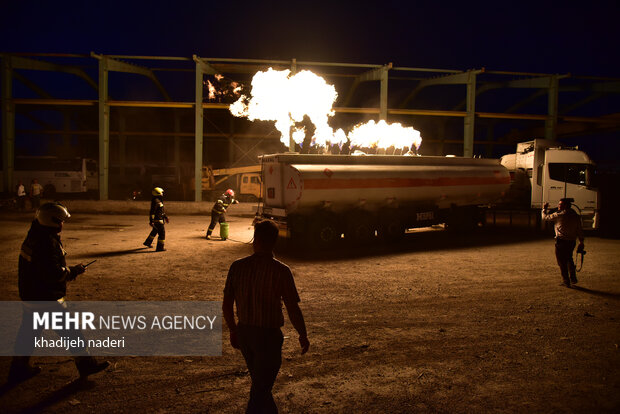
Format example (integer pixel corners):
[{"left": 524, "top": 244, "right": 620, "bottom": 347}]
[{"left": 0, "top": 206, "right": 619, "bottom": 413}]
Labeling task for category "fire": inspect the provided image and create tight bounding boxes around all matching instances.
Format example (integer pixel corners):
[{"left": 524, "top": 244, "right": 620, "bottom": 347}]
[
  {"left": 206, "top": 80, "right": 217, "bottom": 100},
  {"left": 349, "top": 120, "right": 422, "bottom": 152},
  {"left": 230, "top": 68, "right": 422, "bottom": 153}
]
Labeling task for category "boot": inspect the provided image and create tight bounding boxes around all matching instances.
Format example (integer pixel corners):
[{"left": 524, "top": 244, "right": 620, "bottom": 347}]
[
  {"left": 156, "top": 239, "right": 166, "bottom": 251},
  {"left": 143, "top": 235, "right": 154, "bottom": 247},
  {"left": 7, "top": 356, "right": 41, "bottom": 383},
  {"left": 75, "top": 356, "right": 109, "bottom": 378},
  {"left": 569, "top": 264, "right": 578, "bottom": 284}
]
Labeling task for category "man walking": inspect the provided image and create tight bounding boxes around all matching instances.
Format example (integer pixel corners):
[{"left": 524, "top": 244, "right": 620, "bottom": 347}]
[
  {"left": 223, "top": 219, "right": 309, "bottom": 413},
  {"left": 542, "top": 198, "right": 585, "bottom": 288}
]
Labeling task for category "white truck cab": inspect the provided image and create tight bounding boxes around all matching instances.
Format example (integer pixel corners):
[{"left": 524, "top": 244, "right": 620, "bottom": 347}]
[{"left": 501, "top": 139, "right": 598, "bottom": 229}]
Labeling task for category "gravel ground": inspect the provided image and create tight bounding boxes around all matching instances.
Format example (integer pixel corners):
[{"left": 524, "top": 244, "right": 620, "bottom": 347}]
[{"left": 0, "top": 207, "right": 618, "bottom": 413}]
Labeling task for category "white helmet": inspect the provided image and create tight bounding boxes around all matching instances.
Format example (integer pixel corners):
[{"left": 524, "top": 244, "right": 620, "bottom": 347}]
[
  {"left": 36, "top": 202, "right": 70, "bottom": 228},
  {"left": 152, "top": 187, "right": 164, "bottom": 196}
]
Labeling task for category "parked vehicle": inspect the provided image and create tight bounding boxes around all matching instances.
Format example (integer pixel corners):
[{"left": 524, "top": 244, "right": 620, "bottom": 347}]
[
  {"left": 499, "top": 139, "right": 598, "bottom": 229},
  {"left": 255, "top": 140, "right": 600, "bottom": 248},
  {"left": 12, "top": 156, "right": 98, "bottom": 197},
  {"left": 201, "top": 165, "right": 262, "bottom": 201},
  {"left": 256, "top": 153, "right": 510, "bottom": 247}
]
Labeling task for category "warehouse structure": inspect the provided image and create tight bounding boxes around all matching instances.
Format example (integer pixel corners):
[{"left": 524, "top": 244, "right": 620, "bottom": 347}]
[{"left": 1, "top": 53, "right": 619, "bottom": 201}]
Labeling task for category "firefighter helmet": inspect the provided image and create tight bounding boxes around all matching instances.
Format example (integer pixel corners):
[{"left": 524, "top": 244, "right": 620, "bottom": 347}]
[
  {"left": 36, "top": 202, "right": 70, "bottom": 228},
  {"left": 152, "top": 187, "right": 164, "bottom": 196},
  {"left": 225, "top": 189, "right": 235, "bottom": 198}
]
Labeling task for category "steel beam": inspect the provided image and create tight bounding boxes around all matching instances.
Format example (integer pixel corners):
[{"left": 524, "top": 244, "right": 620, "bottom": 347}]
[
  {"left": 380, "top": 65, "right": 389, "bottom": 120},
  {"left": 91, "top": 53, "right": 171, "bottom": 101},
  {"left": 1, "top": 56, "right": 15, "bottom": 193},
  {"left": 97, "top": 56, "right": 110, "bottom": 200},
  {"left": 464, "top": 70, "right": 477, "bottom": 157},
  {"left": 13, "top": 72, "right": 53, "bottom": 98},
  {"left": 7, "top": 55, "right": 98, "bottom": 91},
  {"left": 342, "top": 64, "right": 392, "bottom": 116},
  {"left": 194, "top": 56, "right": 205, "bottom": 202}
]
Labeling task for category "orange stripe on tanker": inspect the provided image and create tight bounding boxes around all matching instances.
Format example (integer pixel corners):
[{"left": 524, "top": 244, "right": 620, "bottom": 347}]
[{"left": 303, "top": 175, "right": 510, "bottom": 190}]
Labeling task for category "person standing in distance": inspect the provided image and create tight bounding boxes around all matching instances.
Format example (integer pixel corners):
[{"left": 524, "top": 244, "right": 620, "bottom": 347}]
[
  {"left": 30, "top": 179, "right": 43, "bottom": 210},
  {"left": 206, "top": 189, "right": 238, "bottom": 240},
  {"left": 8, "top": 202, "right": 109, "bottom": 383},
  {"left": 223, "top": 219, "right": 310, "bottom": 413},
  {"left": 542, "top": 198, "right": 585, "bottom": 288},
  {"left": 16, "top": 181, "right": 26, "bottom": 211},
  {"left": 144, "top": 187, "right": 169, "bottom": 252}
]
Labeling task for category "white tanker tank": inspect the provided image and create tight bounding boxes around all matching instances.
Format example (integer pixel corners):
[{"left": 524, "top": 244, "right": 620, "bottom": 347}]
[{"left": 257, "top": 153, "right": 510, "bottom": 247}]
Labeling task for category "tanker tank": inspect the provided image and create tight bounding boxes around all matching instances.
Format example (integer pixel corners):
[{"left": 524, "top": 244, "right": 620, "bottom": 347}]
[{"left": 258, "top": 153, "right": 511, "bottom": 247}]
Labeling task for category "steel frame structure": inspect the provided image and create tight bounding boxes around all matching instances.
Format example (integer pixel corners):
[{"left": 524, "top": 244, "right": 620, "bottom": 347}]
[{"left": 1, "top": 53, "right": 619, "bottom": 200}]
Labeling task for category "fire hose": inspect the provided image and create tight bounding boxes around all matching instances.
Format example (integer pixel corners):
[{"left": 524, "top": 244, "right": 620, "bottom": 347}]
[{"left": 575, "top": 244, "right": 586, "bottom": 272}]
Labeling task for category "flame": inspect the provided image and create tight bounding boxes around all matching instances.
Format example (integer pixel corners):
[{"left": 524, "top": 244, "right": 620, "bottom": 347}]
[
  {"left": 230, "top": 68, "right": 422, "bottom": 153},
  {"left": 206, "top": 74, "right": 243, "bottom": 102},
  {"left": 206, "top": 80, "right": 217, "bottom": 100},
  {"left": 348, "top": 120, "right": 422, "bottom": 151}
]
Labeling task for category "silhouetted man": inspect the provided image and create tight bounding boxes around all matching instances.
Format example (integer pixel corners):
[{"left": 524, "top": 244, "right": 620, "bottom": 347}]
[
  {"left": 223, "top": 219, "right": 309, "bottom": 413},
  {"left": 542, "top": 198, "right": 585, "bottom": 287}
]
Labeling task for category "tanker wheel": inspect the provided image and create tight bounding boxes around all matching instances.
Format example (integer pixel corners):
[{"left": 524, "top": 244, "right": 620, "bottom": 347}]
[
  {"left": 345, "top": 212, "right": 376, "bottom": 246},
  {"left": 310, "top": 214, "right": 340, "bottom": 249},
  {"left": 378, "top": 215, "right": 405, "bottom": 242}
]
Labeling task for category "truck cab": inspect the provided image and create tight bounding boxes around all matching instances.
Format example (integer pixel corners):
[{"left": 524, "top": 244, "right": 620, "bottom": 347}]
[{"left": 501, "top": 139, "right": 598, "bottom": 229}]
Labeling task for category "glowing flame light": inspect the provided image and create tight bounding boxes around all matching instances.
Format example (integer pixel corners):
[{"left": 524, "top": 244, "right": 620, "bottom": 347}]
[
  {"left": 230, "top": 68, "right": 422, "bottom": 153},
  {"left": 349, "top": 120, "right": 422, "bottom": 151}
]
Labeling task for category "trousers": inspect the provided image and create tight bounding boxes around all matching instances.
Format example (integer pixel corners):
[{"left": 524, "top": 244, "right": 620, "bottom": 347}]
[
  {"left": 14, "top": 301, "right": 88, "bottom": 356},
  {"left": 555, "top": 238, "right": 577, "bottom": 283},
  {"left": 237, "top": 324, "right": 284, "bottom": 414},
  {"left": 207, "top": 211, "right": 226, "bottom": 236}
]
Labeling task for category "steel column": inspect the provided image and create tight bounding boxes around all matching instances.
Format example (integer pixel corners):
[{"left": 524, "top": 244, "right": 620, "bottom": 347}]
[
  {"left": 380, "top": 66, "right": 389, "bottom": 120},
  {"left": 1, "top": 56, "right": 14, "bottom": 193},
  {"left": 119, "top": 113, "right": 126, "bottom": 178},
  {"left": 463, "top": 70, "right": 477, "bottom": 157},
  {"left": 194, "top": 59, "right": 204, "bottom": 202},
  {"left": 288, "top": 60, "right": 296, "bottom": 151},
  {"left": 546, "top": 75, "right": 559, "bottom": 141},
  {"left": 97, "top": 56, "right": 110, "bottom": 200}
]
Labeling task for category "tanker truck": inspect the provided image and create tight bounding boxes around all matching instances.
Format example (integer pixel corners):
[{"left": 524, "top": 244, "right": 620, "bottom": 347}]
[{"left": 256, "top": 153, "right": 511, "bottom": 248}]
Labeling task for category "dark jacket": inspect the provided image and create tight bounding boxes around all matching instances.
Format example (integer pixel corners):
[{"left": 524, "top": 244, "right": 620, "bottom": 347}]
[
  {"left": 18, "top": 220, "right": 77, "bottom": 301},
  {"left": 150, "top": 196, "right": 168, "bottom": 224},
  {"left": 212, "top": 194, "right": 237, "bottom": 215}
]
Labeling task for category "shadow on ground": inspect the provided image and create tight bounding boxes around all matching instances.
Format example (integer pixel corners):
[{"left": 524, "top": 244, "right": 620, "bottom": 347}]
[{"left": 277, "top": 227, "right": 550, "bottom": 261}]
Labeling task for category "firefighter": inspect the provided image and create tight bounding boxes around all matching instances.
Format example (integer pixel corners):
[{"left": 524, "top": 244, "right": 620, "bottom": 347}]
[
  {"left": 144, "top": 187, "right": 169, "bottom": 251},
  {"left": 206, "top": 189, "right": 239, "bottom": 240},
  {"left": 8, "top": 202, "right": 109, "bottom": 383}
]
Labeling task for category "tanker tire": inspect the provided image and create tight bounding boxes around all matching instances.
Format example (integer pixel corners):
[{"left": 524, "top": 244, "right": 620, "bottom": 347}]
[
  {"left": 310, "top": 214, "right": 340, "bottom": 249},
  {"left": 378, "top": 216, "right": 405, "bottom": 242},
  {"left": 345, "top": 212, "right": 376, "bottom": 246}
]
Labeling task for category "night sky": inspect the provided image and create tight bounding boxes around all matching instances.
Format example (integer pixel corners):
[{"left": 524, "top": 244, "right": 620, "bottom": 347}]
[
  {"left": 1, "top": 0, "right": 620, "bottom": 169},
  {"left": 1, "top": 0, "right": 619, "bottom": 77}
]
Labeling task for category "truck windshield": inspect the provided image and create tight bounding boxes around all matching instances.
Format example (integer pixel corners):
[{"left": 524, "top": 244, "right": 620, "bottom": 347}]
[{"left": 548, "top": 163, "right": 597, "bottom": 188}]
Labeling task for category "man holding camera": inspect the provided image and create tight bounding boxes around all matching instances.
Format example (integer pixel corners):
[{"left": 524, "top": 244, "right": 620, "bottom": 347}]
[{"left": 542, "top": 198, "right": 585, "bottom": 288}]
